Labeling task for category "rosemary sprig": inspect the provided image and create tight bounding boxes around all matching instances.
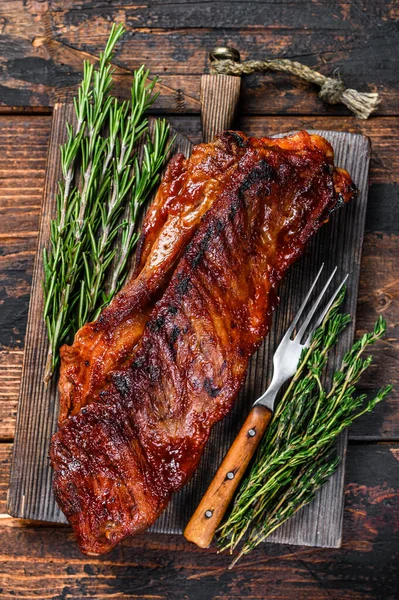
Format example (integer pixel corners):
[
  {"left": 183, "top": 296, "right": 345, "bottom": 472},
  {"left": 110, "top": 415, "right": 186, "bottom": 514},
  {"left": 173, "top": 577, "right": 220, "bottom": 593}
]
[
  {"left": 218, "top": 289, "right": 392, "bottom": 567},
  {"left": 43, "top": 25, "right": 171, "bottom": 381},
  {"left": 78, "top": 66, "right": 167, "bottom": 324}
]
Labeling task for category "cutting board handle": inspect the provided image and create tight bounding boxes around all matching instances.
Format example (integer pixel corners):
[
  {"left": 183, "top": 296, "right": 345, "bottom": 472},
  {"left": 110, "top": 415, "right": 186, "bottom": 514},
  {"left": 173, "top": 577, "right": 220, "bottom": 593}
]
[{"left": 200, "top": 73, "right": 241, "bottom": 143}]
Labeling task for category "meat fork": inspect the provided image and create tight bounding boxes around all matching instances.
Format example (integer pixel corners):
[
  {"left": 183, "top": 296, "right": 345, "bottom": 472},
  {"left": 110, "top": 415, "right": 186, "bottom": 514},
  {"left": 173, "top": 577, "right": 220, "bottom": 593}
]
[{"left": 184, "top": 264, "right": 348, "bottom": 548}]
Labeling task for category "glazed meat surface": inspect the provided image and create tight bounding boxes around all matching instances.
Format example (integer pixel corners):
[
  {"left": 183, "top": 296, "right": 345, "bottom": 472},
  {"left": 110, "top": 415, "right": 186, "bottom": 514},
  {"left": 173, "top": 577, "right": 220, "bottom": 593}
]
[
  {"left": 51, "top": 131, "right": 356, "bottom": 555},
  {"left": 58, "top": 134, "right": 256, "bottom": 423}
]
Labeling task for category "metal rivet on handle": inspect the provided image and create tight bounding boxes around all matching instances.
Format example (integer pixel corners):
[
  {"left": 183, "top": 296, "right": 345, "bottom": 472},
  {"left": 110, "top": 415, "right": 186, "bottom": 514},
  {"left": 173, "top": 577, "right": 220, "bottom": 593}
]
[
  {"left": 248, "top": 428, "right": 256, "bottom": 437},
  {"left": 226, "top": 471, "right": 235, "bottom": 480},
  {"left": 205, "top": 510, "right": 213, "bottom": 518}
]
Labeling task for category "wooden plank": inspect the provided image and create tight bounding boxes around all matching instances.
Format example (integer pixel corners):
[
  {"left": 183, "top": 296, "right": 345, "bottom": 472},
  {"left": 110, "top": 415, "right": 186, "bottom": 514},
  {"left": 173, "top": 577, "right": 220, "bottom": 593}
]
[
  {"left": 0, "top": 2, "right": 397, "bottom": 114},
  {"left": 0, "top": 443, "right": 398, "bottom": 599},
  {"left": 0, "top": 114, "right": 51, "bottom": 443},
  {"left": 0, "top": 352, "right": 22, "bottom": 442},
  {"left": 0, "top": 116, "right": 51, "bottom": 354},
  {"left": 0, "top": 444, "right": 12, "bottom": 514},
  {"left": 353, "top": 233, "right": 399, "bottom": 440},
  {"left": 6, "top": 104, "right": 370, "bottom": 553},
  {"left": 49, "top": 0, "right": 399, "bottom": 29},
  {"left": 0, "top": 115, "right": 397, "bottom": 443}
]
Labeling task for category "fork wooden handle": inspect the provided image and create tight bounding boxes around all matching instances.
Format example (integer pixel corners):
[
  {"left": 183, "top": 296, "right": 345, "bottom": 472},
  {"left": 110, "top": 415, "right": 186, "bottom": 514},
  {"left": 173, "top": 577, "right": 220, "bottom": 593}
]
[{"left": 184, "top": 405, "right": 272, "bottom": 548}]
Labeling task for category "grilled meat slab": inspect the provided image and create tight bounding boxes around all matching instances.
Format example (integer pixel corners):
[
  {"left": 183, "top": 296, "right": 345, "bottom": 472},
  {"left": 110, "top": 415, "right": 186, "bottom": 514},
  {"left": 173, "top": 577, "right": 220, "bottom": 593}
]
[
  {"left": 58, "top": 134, "right": 254, "bottom": 423},
  {"left": 51, "top": 131, "right": 356, "bottom": 555}
]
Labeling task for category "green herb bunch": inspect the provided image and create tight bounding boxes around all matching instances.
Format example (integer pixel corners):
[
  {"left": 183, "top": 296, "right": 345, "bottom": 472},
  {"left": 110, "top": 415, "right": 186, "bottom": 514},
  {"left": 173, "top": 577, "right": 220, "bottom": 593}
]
[
  {"left": 43, "top": 24, "right": 171, "bottom": 382},
  {"left": 218, "top": 289, "right": 392, "bottom": 567}
]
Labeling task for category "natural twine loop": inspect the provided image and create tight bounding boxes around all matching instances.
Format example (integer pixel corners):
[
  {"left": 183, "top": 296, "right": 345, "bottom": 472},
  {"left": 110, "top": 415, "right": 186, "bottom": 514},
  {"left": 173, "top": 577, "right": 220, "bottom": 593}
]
[{"left": 210, "top": 53, "right": 380, "bottom": 120}]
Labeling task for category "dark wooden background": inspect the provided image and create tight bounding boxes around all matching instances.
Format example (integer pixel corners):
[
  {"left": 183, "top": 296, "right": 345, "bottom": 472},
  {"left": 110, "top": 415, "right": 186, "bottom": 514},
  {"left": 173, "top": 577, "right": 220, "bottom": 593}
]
[{"left": 0, "top": 1, "right": 398, "bottom": 599}]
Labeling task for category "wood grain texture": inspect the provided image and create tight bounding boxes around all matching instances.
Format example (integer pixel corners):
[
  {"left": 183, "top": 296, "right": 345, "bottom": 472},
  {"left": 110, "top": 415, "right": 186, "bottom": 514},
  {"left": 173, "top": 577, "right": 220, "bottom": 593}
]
[
  {"left": 0, "top": 443, "right": 398, "bottom": 600},
  {"left": 0, "top": 1, "right": 397, "bottom": 114},
  {"left": 0, "top": 444, "right": 11, "bottom": 515},
  {"left": 0, "top": 115, "right": 397, "bottom": 445},
  {"left": 0, "top": 351, "right": 22, "bottom": 443},
  {"left": 184, "top": 405, "right": 272, "bottom": 548},
  {"left": 0, "top": 116, "right": 51, "bottom": 355},
  {"left": 200, "top": 75, "right": 241, "bottom": 142},
  {"left": 7, "top": 110, "right": 371, "bottom": 553}
]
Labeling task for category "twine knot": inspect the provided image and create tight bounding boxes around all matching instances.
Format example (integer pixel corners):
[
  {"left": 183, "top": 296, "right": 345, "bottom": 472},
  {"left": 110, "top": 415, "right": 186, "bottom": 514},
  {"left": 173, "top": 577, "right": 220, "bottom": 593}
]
[{"left": 318, "top": 78, "right": 346, "bottom": 105}]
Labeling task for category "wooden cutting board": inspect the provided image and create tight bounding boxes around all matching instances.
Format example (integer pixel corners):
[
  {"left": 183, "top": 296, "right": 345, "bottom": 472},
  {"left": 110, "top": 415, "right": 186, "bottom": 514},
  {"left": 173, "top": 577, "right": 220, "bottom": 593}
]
[{"left": 7, "top": 102, "right": 370, "bottom": 549}]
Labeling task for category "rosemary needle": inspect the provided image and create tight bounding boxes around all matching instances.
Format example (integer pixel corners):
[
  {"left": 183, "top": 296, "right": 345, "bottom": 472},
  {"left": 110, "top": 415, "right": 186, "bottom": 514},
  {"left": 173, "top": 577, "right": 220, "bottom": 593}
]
[{"left": 43, "top": 25, "right": 171, "bottom": 382}]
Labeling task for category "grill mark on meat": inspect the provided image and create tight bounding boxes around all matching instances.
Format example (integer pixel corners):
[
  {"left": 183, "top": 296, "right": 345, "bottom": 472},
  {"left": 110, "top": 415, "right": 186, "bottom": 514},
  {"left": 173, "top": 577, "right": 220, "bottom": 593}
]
[
  {"left": 112, "top": 373, "right": 131, "bottom": 398},
  {"left": 238, "top": 159, "right": 275, "bottom": 197},
  {"left": 189, "top": 225, "right": 215, "bottom": 268},
  {"left": 132, "top": 356, "right": 145, "bottom": 369},
  {"left": 175, "top": 273, "right": 191, "bottom": 296},
  {"left": 203, "top": 377, "right": 222, "bottom": 398},
  {"left": 169, "top": 325, "right": 181, "bottom": 345},
  {"left": 148, "top": 315, "right": 165, "bottom": 333},
  {"left": 51, "top": 131, "right": 356, "bottom": 555},
  {"left": 228, "top": 197, "right": 241, "bottom": 221},
  {"left": 168, "top": 325, "right": 181, "bottom": 359},
  {"left": 148, "top": 364, "right": 160, "bottom": 383}
]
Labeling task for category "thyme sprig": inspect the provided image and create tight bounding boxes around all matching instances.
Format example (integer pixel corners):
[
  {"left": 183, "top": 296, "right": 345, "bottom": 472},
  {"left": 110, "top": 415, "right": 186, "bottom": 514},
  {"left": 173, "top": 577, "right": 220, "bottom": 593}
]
[
  {"left": 218, "top": 289, "right": 392, "bottom": 567},
  {"left": 43, "top": 25, "right": 171, "bottom": 381}
]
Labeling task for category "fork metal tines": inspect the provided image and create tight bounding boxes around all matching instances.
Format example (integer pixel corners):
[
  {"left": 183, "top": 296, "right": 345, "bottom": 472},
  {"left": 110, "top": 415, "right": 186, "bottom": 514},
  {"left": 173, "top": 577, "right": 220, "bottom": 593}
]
[{"left": 254, "top": 264, "right": 348, "bottom": 410}]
